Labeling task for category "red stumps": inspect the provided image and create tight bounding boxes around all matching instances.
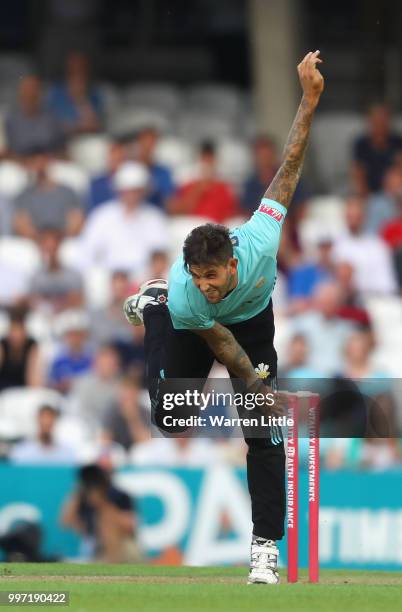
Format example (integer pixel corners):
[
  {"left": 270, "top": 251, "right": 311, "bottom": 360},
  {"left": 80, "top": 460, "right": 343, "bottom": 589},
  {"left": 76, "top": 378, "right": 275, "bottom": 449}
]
[
  {"left": 287, "top": 393, "right": 299, "bottom": 583},
  {"left": 308, "top": 394, "right": 320, "bottom": 583}
]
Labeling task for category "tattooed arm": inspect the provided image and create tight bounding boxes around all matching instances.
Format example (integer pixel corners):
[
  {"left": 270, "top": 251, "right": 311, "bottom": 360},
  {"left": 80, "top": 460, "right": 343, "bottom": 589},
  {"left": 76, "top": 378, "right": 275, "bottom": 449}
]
[
  {"left": 194, "top": 322, "right": 260, "bottom": 387},
  {"left": 264, "top": 50, "right": 324, "bottom": 209}
]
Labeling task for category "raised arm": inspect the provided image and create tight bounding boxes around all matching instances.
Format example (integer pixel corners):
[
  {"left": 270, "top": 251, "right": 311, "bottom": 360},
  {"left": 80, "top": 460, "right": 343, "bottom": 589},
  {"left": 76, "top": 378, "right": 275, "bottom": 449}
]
[{"left": 264, "top": 50, "right": 324, "bottom": 208}]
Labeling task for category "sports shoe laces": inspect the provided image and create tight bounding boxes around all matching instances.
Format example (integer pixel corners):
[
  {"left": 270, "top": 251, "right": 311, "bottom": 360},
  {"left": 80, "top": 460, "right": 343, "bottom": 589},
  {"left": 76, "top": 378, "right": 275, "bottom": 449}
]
[{"left": 250, "top": 539, "right": 278, "bottom": 570}]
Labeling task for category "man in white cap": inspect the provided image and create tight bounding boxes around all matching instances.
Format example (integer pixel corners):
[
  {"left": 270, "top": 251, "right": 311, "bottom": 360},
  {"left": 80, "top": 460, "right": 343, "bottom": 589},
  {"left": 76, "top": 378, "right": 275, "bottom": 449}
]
[{"left": 80, "top": 161, "right": 168, "bottom": 278}]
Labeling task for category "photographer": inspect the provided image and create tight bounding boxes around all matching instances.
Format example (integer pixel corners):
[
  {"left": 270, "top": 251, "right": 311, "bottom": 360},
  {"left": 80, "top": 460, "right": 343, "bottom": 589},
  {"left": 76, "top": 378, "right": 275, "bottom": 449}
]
[{"left": 60, "top": 464, "right": 140, "bottom": 563}]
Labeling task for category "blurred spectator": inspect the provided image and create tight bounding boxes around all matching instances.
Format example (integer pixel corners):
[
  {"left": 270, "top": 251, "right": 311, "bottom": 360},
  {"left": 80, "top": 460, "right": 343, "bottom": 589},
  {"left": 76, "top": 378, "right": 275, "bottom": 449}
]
[
  {"left": 80, "top": 162, "right": 168, "bottom": 275},
  {"left": 334, "top": 262, "right": 371, "bottom": 325},
  {"left": 291, "top": 283, "right": 356, "bottom": 375},
  {"left": 0, "top": 307, "right": 42, "bottom": 390},
  {"left": 102, "top": 374, "right": 149, "bottom": 451},
  {"left": 287, "top": 237, "right": 334, "bottom": 314},
  {"left": 14, "top": 148, "right": 84, "bottom": 239},
  {"left": 30, "top": 228, "right": 83, "bottom": 314},
  {"left": 380, "top": 196, "right": 402, "bottom": 290},
  {"left": 70, "top": 344, "right": 121, "bottom": 429},
  {"left": 332, "top": 196, "right": 397, "bottom": 294},
  {"left": 134, "top": 126, "right": 175, "bottom": 210},
  {"left": 5, "top": 75, "right": 63, "bottom": 156},
  {"left": 49, "top": 310, "right": 93, "bottom": 394},
  {"left": 60, "top": 464, "right": 140, "bottom": 562},
  {"left": 279, "top": 334, "right": 322, "bottom": 378},
  {"left": 47, "top": 51, "right": 102, "bottom": 134},
  {"left": 359, "top": 439, "right": 402, "bottom": 470},
  {"left": 143, "top": 250, "right": 169, "bottom": 283},
  {"left": 10, "top": 404, "right": 76, "bottom": 464},
  {"left": 90, "top": 270, "right": 133, "bottom": 345},
  {"left": 342, "top": 328, "right": 386, "bottom": 379},
  {"left": 168, "top": 141, "right": 238, "bottom": 222},
  {"left": 365, "top": 165, "right": 402, "bottom": 233},
  {"left": 87, "top": 138, "right": 127, "bottom": 213},
  {"left": 351, "top": 103, "right": 402, "bottom": 195},
  {"left": 242, "top": 135, "right": 308, "bottom": 214}
]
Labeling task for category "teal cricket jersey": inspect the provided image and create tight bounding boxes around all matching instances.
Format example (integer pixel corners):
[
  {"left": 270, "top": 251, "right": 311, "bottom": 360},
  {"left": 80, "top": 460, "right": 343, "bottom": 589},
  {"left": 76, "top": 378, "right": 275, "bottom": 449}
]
[{"left": 168, "top": 198, "right": 287, "bottom": 330}]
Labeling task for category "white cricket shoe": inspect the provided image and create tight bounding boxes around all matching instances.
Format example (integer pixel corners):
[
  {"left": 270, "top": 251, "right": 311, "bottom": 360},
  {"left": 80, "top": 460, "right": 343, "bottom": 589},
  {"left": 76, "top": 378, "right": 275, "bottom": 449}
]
[
  {"left": 123, "top": 278, "right": 168, "bottom": 326},
  {"left": 247, "top": 537, "right": 280, "bottom": 584}
]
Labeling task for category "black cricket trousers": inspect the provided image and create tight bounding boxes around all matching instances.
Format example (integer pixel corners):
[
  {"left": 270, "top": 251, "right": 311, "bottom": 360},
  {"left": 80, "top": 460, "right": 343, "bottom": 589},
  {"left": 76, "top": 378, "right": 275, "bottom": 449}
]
[{"left": 143, "top": 300, "right": 286, "bottom": 541}]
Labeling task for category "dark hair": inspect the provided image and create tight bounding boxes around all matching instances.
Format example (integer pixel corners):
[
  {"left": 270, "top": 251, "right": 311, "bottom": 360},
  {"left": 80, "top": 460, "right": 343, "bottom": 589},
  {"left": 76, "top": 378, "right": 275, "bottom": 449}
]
[
  {"left": 8, "top": 306, "right": 28, "bottom": 325},
  {"left": 199, "top": 140, "right": 216, "bottom": 156},
  {"left": 183, "top": 224, "right": 233, "bottom": 270},
  {"left": 78, "top": 464, "right": 109, "bottom": 489}
]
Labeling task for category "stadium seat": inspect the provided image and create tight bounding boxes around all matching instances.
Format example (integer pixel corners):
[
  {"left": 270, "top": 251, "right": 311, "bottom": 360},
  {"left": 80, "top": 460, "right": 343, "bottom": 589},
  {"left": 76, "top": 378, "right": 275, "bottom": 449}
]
[
  {"left": 58, "top": 237, "right": 82, "bottom": 270},
  {"left": 364, "top": 296, "right": 402, "bottom": 349},
  {"left": 217, "top": 139, "right": 252, "bottom": 189},
  {"left": 310, "top": 113, "right": 364, "bottom": 192},
  {"left": 0, "top": 161, "right": 29, "bottom": 197},
  {"left": 186, "top": 84, "right": 243, "bottom": 118},
  {"left": 123, "top": 83, "right": 181, "bottom": 116},
  {"left": 298, "top": 196, "right": 346, "bottom": 257},
  {"left": 48, "top": 160, "right": 89, "bottom": 196},
  {"left": 107, "top": 107, "right": 169, "bottom": 138},
  {"left": 176, "top": 112, "right": 235, "bottom": 143},
  {"left": 0, "top": 387, "right": 64, "bottom": 439},
  {"left": 68, "top": 135, "right": 110, "bottom": 176},
  {"left": 168, "top": 215, "right": 213, "bottom": 260},
  {"left": 0, "top": 236, "right": 41, "bottom": 274},
  {"left": 98, "top": 82, "right": 123, "bottom": 117},
  {"left": 83, "top": 267, "right": 112, "bottom": 308},
  {"left": 154, "top": 137, "right": 196, "bottom": 179}
]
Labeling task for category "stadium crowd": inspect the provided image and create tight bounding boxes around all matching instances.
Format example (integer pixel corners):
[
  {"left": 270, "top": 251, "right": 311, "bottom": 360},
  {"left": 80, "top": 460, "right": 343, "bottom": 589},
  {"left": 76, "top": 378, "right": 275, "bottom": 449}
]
[{"left": 0, "top": 52, "right": 402, "bottom": 478}]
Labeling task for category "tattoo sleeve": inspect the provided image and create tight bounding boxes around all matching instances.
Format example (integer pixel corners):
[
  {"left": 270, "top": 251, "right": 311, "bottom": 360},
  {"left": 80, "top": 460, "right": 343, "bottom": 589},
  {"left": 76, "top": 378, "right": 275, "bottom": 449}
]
[
  {"left": 264, "top": 96, "right": 317, "bottom": 208},
  {"left": 194, "top": 322, "right": 258, "bottom": 387}
]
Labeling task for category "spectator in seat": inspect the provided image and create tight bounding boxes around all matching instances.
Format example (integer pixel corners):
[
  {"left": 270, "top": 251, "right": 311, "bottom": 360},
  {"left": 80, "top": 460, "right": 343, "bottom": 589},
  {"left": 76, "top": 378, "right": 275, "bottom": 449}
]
[
  {"left": 351, "top": 103, "right": 402, "bottom": 195},
  {"left": 134, "top": 126, "right": 175, "bottom": 210},
  {"left": 334, "top": 261, "right": 371, "bottom": 326},
  {"left": 242, "top": 135, "right": 308, "bottom": 214},
  {"left": 332, "top": 196, "right": 397, "bottom": 295},
  {"left": 80, "top": 162, "right": 168, "bottom": 276},
  {"left": 14, "top": 147, "right": 84, "bottom": 240},
  {"left": 47, "top": 51, "right": 102, "bottom": 134},
  {"left": 291, "top": 282, "right": 356, "bottom": 375},
  {"left": 0, "top": 306, "right": 42, "bottom": 391},
  {"left": 10, "top": 404, "right": 77, "bottom": 464},
  {"left": 70, "top": 344, "right": 121, "bottom": 430},
  {"left": 49, "top": 309, "right": 93, "bottom": 394},
  {"left": 168, "top": 141, "right": 238, "bottom": 223},
  {"left": 5, "top": 75, "right": 63, "bottom": 156},
  {"left": 87, "top": 137, "right": 128, "bottom": 213},
  {"left": 365, "top": 164, "right": 402, "bottom": 233},
  {"left": 102, "top": 374, "right": 149, "bottom": 452},
  {"left": 287, "top": 236, "right": 335, "bottom": 314},
  {"left": 30, "top": 228, "right": 83, "bottom": 314},
  {"left": 60, "top": 464, "right": 140, "bottom": 562}
]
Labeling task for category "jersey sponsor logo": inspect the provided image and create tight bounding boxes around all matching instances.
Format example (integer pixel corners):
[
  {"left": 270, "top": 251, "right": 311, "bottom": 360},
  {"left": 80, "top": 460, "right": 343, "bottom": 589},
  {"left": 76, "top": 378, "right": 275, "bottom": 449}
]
[
  {"left": 258, "top": 204, "right": 284, "bottom": 222},
  {"left": 255, "top": 276, "right": 266, "bottom": 289}
]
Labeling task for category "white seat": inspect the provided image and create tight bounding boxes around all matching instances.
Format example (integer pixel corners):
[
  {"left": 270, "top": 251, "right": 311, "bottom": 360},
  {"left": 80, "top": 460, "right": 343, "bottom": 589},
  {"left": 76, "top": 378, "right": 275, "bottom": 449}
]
[
  {"left": 48, "top": 160, "right": 89, "bottom": 196},
  {"left": 124, "top": 83, "right": 181, "bottom": 116},
  {"left": 0, "top": 387, "right": 64, "bottom": 439},
  {"left": 84, "top": 267, "right": 112, "bottom": 308},
  {"left": 364, "top": 295, "right": 402, "bottom": 348},
  {"left": 0, "top": 236, "right": 41, "bottom": 274},
  {"left": 186, "top": 84, "right": 242, "bottom": 118},
  {"left": 154, "top": 137, "right": 195, "bottom": 177},
  {"left": 177, "top": 112, "right": 235, "bottom": 143},
  {"left": 68, "top": 134, "right": 110, "bottom": 176},
  {"left": 310, "top": 113, "right": 364, "bottom": 192},
  {"left": 107, "top": 107, "right": 169, "bottom": 137},
  {"left": 99, "top": 82, "right": 123, "bottom": 116},
  {"left": 0, "top": 161, "right": 29, "bottom": 197},
  {"left": 168, "top": 215, "right": 213, "bottom": 260},
  {"left": 298, "top": 196, "right": 346, "bottom": 257},
  {"left": 217, "top": 139, "right": 252, "bottom": 188},
  {"left": 58, "top": 237, "right": 82, "bottom": 270}
]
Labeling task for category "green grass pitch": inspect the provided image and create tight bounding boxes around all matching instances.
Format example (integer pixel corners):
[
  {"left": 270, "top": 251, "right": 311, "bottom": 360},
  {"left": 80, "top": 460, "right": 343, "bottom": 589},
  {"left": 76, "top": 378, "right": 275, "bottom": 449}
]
[{"left": 0, "top": 563, "right": 401, "bottom": 611}]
